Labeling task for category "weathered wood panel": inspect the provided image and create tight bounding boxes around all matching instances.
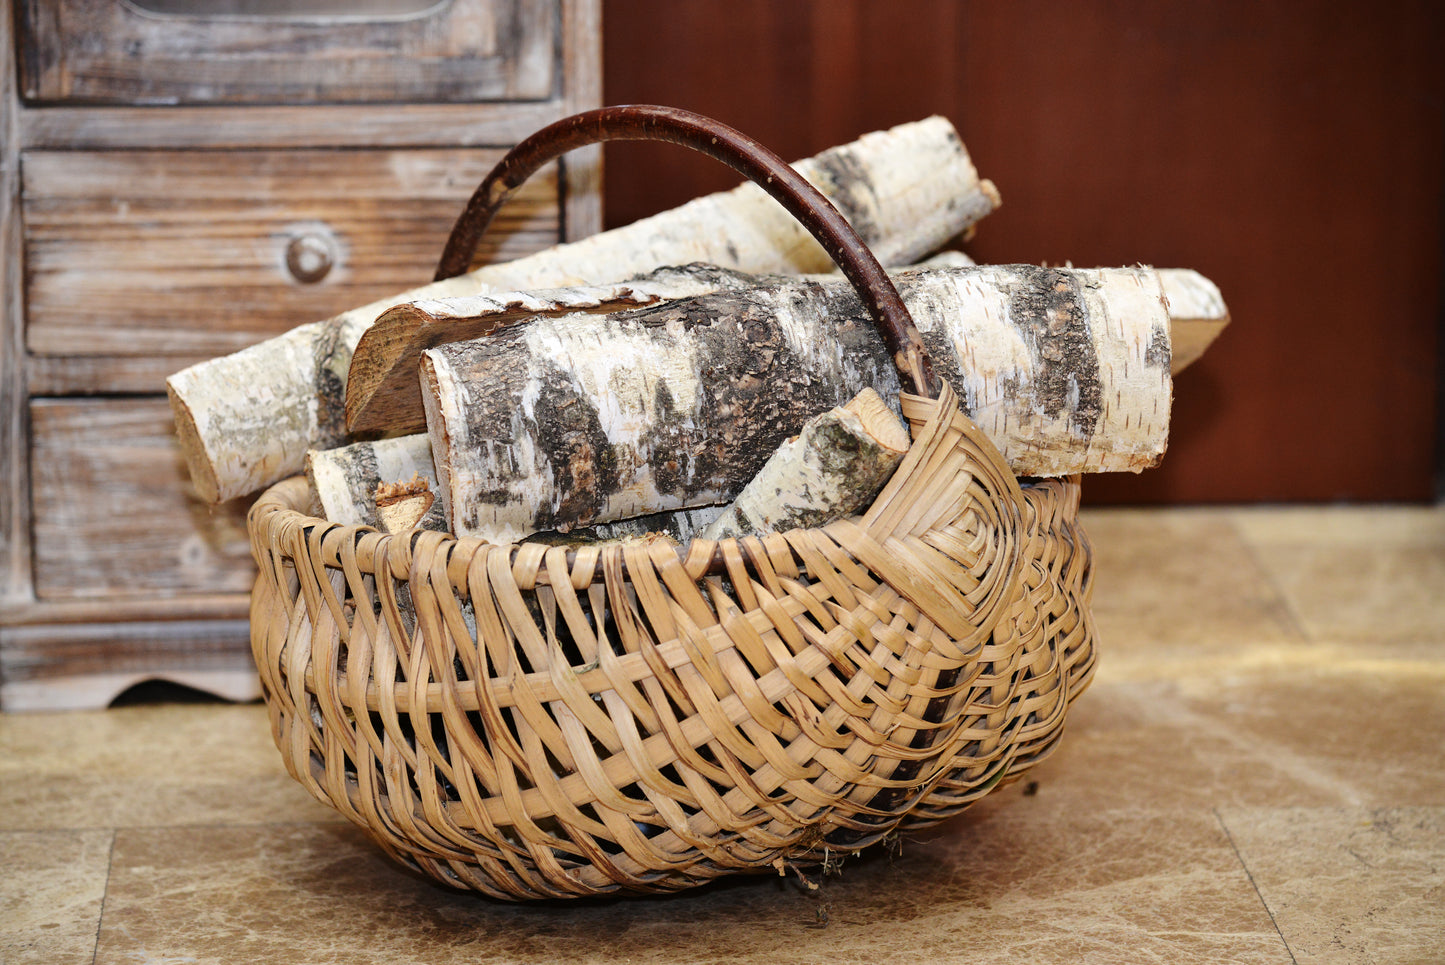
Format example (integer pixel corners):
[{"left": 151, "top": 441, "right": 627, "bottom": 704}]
[
  {"left": 16, "top": 0, "right": 554, "bottom": 105},
  {"left": 0, "top": 0, "right": 29, "bottom": 607},
  {"left": 29, "top": 398, "right": 256, "bottom": 600},
  {"left": 22, "top": 148, "right": 561, "bottom": 366},
  {"left": 17, "top": 101, "right": 571, "bottom": 152},
  {"left": 0, "top": 619, "right": 254, "bottom": 711}
]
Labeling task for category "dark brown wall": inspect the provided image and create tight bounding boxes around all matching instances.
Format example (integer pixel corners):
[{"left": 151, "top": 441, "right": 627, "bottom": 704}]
[{"left": 601, "top": 0, "right": 1445, "bottom": 503}]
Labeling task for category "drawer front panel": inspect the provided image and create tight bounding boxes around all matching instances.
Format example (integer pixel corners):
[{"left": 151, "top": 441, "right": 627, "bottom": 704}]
[
  {"left": 23, "top": 148, "right": 561, "bottom": 361},
  {"left": 18, "top": 0, "right": 555, "bottom": 105},
  {"left": 30, "top": 398, "right": 255, "bottom": 600}
]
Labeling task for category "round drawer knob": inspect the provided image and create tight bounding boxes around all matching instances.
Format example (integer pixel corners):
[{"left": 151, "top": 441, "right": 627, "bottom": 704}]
[{"left": 285, "top": 231, "right": 337, "bottom": 284}]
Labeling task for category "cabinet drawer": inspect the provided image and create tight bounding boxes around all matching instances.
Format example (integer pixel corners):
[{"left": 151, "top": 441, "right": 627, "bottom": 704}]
[
  {"left": 30, "top": 398, "right": 254, "bottom": 600},
  {"left": 23, "top": 148, "right": 561, "bottom": 363},
  {"left": 17, "top": 0, "right": 555, "bottom": 106}
]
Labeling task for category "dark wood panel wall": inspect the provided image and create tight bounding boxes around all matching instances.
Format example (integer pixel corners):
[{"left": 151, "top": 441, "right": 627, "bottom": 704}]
[{"left": 601, "top": 0, "right": 1445, "bottom": 503}]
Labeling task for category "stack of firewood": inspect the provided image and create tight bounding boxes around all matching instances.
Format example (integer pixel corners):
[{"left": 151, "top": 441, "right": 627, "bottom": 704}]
[{"left": 167, "top": 116, "right": 1227, "bottom": 544}]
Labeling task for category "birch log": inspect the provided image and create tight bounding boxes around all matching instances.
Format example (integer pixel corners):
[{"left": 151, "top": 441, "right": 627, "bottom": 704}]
[
  {"left": 701, "top": 389, "right": 909, "bottom": 540},
  {"left": 1159, "top": 268, "right": 1230, "bottom": 373},
  {"left": 305, "top": 433, "right": 446, "bottom": 533},
  {"left": 422, "top": 264, "right": 1173, "bottom": 542},
  {"left": 167, "top": 116, "right": 998, "bottom": 504},
  {"left": 344, "top": 264, "right": 762, "bottom": 435}
]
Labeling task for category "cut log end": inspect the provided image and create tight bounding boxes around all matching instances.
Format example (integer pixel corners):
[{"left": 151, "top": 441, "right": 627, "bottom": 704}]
[{"left": 166, "top": 384, "right": 221, "bottom": 505}]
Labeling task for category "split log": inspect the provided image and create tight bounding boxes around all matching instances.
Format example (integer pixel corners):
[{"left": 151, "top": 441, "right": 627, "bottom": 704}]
[
  {"left": 422, "top": 264, "right": 1173, "bottom": 542},
  {"left": 345, "top": 264, "right": 763, "bottom": 435},
  {"left": 167, "top": 116, "right": 998, "bottom": 504},
  {"left": 916, "top": 256, "right": 1224, "bottom": 374},
  {"left": 701, "top": 389, "right": 909, "bottom": 540},
  {"left": 305, "top": 434, "right": 446, "bottom": 533},
  {"left": 1158, "top": 268, "right": 1230, "bottom": 373}
]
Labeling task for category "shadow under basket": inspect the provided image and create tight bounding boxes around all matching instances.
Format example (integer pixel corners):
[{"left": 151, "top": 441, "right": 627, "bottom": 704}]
[{"left": 244, "top": 106, "right": 1097, "bottom": 900}]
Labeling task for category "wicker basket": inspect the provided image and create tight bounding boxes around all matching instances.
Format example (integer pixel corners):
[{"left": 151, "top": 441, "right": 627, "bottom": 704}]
[{"left": 247, "top": 107, "right": 1097, "bottom": 900}]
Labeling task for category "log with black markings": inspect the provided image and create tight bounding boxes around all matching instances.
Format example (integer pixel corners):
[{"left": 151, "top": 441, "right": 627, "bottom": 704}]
[
  {"left": 422, "top": 264, "right": 1174, "bottom": 542},
  {"left": 167, "top": 116, "right": 997, "bottom": 504}
]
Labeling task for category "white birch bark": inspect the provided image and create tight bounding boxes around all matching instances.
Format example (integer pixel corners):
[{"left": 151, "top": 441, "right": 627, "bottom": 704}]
[
  {"left": 701, "top": 389, "right": 909, "bottom": 539},
  {"left": 167, "top": 116, "right": 997, "bottom": 503},
  {"left": 422, "top": 264, "right": 1173, "bottom": 542},
  {"left": 305, "top": 433, "right": 445, "bottom": 533},
  {"left": 344, "top": 264, "right": 762, "bottom": 435}
]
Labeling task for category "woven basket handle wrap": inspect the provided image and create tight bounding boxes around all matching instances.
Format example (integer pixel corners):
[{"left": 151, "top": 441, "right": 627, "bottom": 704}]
[{"left": 435, "top": 104, "right": 940, "bottom": 398}]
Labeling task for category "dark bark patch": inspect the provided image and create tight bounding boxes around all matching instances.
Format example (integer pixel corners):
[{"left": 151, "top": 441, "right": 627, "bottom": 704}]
[
  {"left": 313, "top": 317, "right": 352, "bottom": 448},
  {"left": 809, "top": 146, "right": 882, "bottom": 246},
  {"left": 1145, "top": 323, "right": 1171, "bottom": 371},
  {"left": 523, "top": 358, "right": 619, "bottom": 530},
  {"left": 1004, "top": 267, "right": 1101, "bottom": 440}
]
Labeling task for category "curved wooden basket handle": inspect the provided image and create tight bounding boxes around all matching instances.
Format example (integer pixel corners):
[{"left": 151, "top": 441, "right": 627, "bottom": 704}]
[{"left": 435, "top": 105, "right": 940, "bottom": 398}]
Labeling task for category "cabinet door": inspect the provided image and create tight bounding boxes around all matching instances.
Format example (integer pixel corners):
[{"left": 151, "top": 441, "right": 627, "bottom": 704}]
[
  {"left": 17, "top": 0, "right": 555, "bottom": 105},
  {"left": 23, "top": 148, "right": 560, "bottom": 380},
  {"left": 29, "top": 398, "right": 254, "bottom": 600}
]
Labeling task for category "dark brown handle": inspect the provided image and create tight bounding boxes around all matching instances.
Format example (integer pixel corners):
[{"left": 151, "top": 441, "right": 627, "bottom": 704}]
[{"left": 435, "top": 105, "right": 939, "bottom": 398}]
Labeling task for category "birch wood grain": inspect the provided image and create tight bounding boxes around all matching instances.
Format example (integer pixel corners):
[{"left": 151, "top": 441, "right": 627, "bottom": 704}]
[{"left": 16, "top": 0, "right": 555, "bottom": 105}]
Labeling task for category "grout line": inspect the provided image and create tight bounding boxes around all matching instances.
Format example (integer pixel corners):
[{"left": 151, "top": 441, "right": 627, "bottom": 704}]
[
  {"left": 1224, "top": 512, "right": 1315, "bottom": 643},
  {"left": 90, "top": 829, "right": 117, "bottom": 965},
  {"left": 1213, "top": 807, "right": 1298, "bottom": 965}
]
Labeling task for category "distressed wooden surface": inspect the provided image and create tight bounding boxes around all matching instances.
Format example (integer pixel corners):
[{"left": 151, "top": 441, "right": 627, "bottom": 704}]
[
  {"left": 17, "top": 101, "right": 573, "bottom": 151},
  {"left": 561, "top": 0, "right": 603, "bottom": 242},
  {"left": 0, "top": 620, "right": 255, "bottom": 711},
  {"left": 23, "top": 148, "right": 561, "bottom": 365},
  {"left": 16, "top": 0, "right": 554, "bottom": 105},
  {"left": 29, "top": 399, "right": 255, "bottom": 600},
  {"left": 0, "top": 0, "right": 28, "bottom": 607}
]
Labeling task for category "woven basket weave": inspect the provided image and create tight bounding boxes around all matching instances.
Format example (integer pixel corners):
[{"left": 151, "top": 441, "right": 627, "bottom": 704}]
[{"left": 247, "top": 107, "right": 1097, "bottom": 900}]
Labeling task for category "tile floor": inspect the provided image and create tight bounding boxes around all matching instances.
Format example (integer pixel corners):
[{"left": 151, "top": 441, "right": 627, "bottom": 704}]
[{"left": 1, "top": 505, "right": 1442, "bottom": 964}]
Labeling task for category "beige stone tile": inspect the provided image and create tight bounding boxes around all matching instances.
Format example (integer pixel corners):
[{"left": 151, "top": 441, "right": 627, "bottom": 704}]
[
  {"left": 1247, "top": 541, "right": 1445, "bottom": 644},
  {"left": 977, "top": 642, "right": 1445, "bottom": 822},
  {"left": 1217, "top": 807, "right": 1445, "bottom": 964},
  {"left": 1078, "top": 508, "right": 1303, "bottom": 663},
  {"left": 0, "top": 704, "right": 334, "bottom": 830},
  {"left": 1229, "top": 504, "right": 1445, "bottom": 550},
  {"left": 93, "top": 811, "right": 1285, "bottom": 965},
  {"left": 0, "top": 828, "right": 112, "bottom": 965},
  {"left": 1228, "top": 505, "right": 1445, "bottom": 644}
]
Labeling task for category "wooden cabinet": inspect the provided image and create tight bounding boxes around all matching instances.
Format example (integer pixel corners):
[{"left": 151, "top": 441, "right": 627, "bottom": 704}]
[{"left": 0, "top": 0, "right": 601, "bottom": 709}]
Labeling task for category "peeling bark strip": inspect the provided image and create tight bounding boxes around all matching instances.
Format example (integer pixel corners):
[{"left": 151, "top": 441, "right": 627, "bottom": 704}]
[
  {"left": 422, "top": 265, "right": 1172, "bottom": 542},
  {"left": 167, "top": 116, "right": 996, "bottom": 504},
  {"left": 305, "top": 433, "right": 446, "bottom": 533},
  {"left": 701, "top": 389, "right": 909, "bottom": 540}
]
